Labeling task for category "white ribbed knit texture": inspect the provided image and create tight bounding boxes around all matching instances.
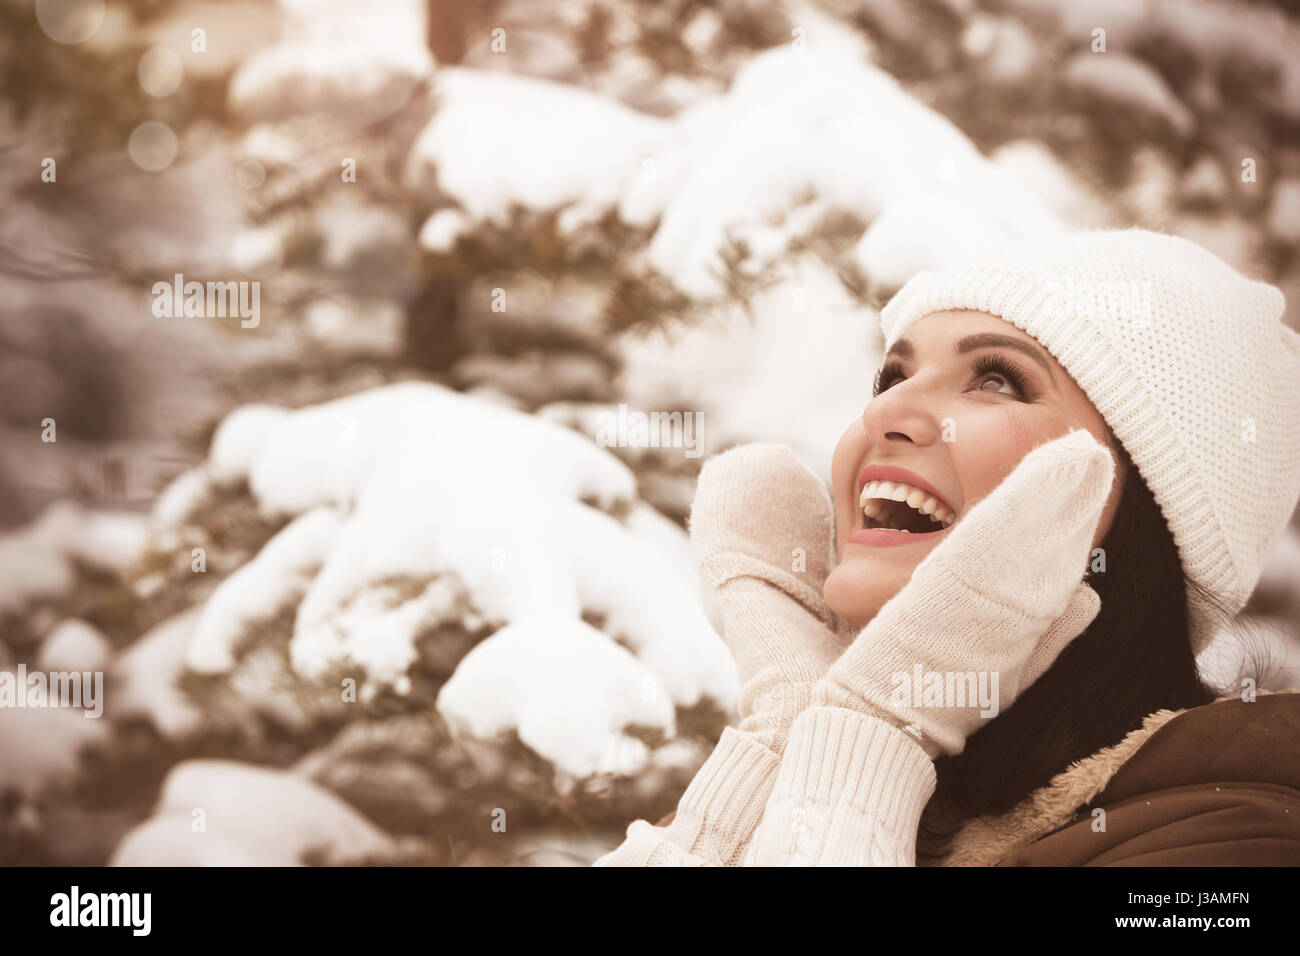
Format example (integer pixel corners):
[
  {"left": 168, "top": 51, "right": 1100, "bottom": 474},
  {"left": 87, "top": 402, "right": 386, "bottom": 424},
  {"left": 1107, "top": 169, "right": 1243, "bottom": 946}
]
[
  {"left": 879, "top": 227, "right": 1300, "bottom": 656},
  {"left": 593, "top": 726, "right": 780, "bottom": 866},
  {"left": 749, "top": 707, "right": 936, "bottom": 866}
]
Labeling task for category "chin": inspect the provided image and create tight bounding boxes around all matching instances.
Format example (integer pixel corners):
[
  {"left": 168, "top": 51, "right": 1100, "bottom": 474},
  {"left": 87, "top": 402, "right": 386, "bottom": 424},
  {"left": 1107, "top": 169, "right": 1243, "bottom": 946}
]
[{"left": 823, "top": 552, "right": 916, "bottom": 630}]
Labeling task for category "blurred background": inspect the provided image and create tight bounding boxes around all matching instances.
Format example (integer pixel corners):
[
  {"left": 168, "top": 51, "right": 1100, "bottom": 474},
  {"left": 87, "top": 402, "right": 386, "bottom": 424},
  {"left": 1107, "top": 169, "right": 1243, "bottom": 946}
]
[{"left": 1, "top": 0, "right": 1298, "bottom": 866}]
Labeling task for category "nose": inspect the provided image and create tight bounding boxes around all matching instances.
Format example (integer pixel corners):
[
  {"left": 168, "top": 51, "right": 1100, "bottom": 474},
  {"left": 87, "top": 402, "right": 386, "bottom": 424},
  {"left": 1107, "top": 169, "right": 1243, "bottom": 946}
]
[{"left": 860, "top": 377, "right": 946, "bottom": 448}]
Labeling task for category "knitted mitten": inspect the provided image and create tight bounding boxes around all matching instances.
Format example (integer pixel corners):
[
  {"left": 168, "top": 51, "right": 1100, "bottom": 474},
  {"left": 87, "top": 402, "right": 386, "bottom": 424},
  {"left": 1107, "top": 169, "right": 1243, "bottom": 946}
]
[
  {"left": 691, "top": 444, "right": 850, "bottom": 753},
  {"left": 812, "top": 428, "right": 1117, "bottom": 758}
]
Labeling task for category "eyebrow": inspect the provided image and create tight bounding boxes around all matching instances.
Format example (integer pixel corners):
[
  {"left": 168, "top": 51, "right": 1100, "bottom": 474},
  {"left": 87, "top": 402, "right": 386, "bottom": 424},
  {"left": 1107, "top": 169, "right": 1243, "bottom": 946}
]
[{"left": 884, "top": 333, "right": 1057, "bottom": 384}]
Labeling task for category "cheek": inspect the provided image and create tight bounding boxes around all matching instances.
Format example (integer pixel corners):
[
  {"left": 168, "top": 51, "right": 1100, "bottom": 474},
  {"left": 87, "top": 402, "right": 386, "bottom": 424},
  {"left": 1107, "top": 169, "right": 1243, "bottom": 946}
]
[
  {"left": 951, "top": 408, "right": 1077, "bottom": 506},
  {"left": 958, "top": 408, "right": 1120, "bottom": 554},
  {"left": 830, "top": 422, "right": 866, "bottom": 518}
]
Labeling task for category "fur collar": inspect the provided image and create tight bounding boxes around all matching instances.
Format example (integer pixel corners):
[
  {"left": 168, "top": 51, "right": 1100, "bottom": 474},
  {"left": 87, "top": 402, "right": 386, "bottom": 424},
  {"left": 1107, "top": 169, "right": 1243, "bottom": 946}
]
[{"left": 934, "top": 689, "right": 1289, "bottom": 866}]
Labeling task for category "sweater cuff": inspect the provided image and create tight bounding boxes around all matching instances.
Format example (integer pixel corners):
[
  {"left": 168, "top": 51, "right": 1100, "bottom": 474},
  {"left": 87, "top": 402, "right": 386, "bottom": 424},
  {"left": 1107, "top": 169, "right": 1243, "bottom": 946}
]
[
  {"left": 752, "top": 706, "right": 937, "bottom": 865},
  {"left": 592, "top": 728, "right": 780, "bottom": 867},
  {"left": 663, "top": 726, "right": 782, "bottom": 865},
  {"left": 779, "top": 706, "right": 935, "bottom": 805}
]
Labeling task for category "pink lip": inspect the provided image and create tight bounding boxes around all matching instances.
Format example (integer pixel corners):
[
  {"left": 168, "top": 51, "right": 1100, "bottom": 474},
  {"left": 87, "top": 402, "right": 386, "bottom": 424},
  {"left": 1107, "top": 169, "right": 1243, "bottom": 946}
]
[{"left": 847, "top": 464, "right": 958, "bottom": 547}]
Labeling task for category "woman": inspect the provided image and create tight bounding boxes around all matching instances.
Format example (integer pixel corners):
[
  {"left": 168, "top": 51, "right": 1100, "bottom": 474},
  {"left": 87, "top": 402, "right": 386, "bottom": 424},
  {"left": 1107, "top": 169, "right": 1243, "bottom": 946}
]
[{"left": 595, "top": 227, "right": 1300, "bottom": 866}]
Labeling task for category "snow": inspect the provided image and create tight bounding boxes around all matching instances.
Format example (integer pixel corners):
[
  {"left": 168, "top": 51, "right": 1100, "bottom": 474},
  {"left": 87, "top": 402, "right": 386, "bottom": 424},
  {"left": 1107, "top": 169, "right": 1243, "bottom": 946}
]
[
  {"left": 150, "top": 465, "right": 214, "bottom": 528},
  {"left": 0, "top": 701, "right": 109, "bottom": 799},
  {"left": 174, "top": 383, "right": 738, "bottom": 772},
  {"left": 406, "top": 45, "right": 1061, "bottom": 301},
  {"left": 66, "top": 508, "right": 150, "bottom": 572},
  {"left": 240, "top": 382, "right": 636, "bottom": 517},
  {"left": 853, "top": 191, "right": 1015, "bottom": 293},
  {"left": 118, "top": 605, "right": 330, "bottom": 738},
  {"left": 228, "top": 0, "right": 432, "bottom": 125},
  {"left": 114, "top": 609, "right": 204, "bottom": 737},
  {"left": 0, "top": 503, "right": 148, "bottom": 615},
  {"left": 417, "top": 208, "right": 471, "bottom": 253},
  {"left": 207, "top": 403, "right": 292, "bottom": 487},
  {"left": 963, "top": 15, "right": 1041, "bottom": 84},
  {"left": 623, "top": 502, "right": 699, "bottom": 591},
  {"left": 436, "top": 617, "right": 676, "bottom": 779},
  {"left": 681, "top": 7, "right": 723, "bottom": 55},
  {"left": 109, "top": 817, "right": 289, "bottom": 866},
  {"left": 989, "top": 141, "right": 1113, "bottom": 229},
  {"left": 618, "top": 256, "right": 877, "bottom": 478},
  {"left": 405, "top": 67, "right": 675, "bottom": 227},
  {"left": 784, "top": 0, "right": 875, "bottom": 63},
  {"left": 37, "top": 620, "right": 111, "bottom": 673},
  {"left": 621, "top": 47, "right": 1063, "bottom": 298},
  {"left": 0, "top": 507, "right": 78, "bottom": 614},
  {"left": 186, "top": 507, "right": 342, "bottom": 674},
  {"left": 109, "top": 759, "right": 397, "bottom": 866},
  {"left": 222, "top": 644, "right": 320, "bottom": 733},
  {"left": 291, "top": 573, "right": 466, "bottom": 695}
]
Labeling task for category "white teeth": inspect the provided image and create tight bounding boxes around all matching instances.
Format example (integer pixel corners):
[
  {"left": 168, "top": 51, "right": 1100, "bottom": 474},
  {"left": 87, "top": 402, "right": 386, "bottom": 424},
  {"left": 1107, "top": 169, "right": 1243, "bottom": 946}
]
[
  {"left": 859, "top": 478, "right": 957, "bottom": 529},
  {"left": 858, "top": 483, "right": 873, "bottom": 509}
]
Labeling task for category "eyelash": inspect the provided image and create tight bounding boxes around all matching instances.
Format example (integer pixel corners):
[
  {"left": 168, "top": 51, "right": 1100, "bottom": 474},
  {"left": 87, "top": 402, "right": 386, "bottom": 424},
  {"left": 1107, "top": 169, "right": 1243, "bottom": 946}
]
[{"left": 872, "top": 354, "right": 1033, "bottom": 400}]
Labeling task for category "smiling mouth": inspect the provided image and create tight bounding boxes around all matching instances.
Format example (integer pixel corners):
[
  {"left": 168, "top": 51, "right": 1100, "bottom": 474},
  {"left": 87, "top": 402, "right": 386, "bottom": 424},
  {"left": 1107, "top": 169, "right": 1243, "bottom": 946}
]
[{"left": 857, "top": 480, "right": 956, "bottom": 535}]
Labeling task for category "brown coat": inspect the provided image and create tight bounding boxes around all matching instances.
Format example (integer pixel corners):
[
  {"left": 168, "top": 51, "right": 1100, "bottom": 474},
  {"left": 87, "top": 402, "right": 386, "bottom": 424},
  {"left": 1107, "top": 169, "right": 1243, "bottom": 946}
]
[{"left": 657, "top": 689, "right": 1300, "bottom": 865}]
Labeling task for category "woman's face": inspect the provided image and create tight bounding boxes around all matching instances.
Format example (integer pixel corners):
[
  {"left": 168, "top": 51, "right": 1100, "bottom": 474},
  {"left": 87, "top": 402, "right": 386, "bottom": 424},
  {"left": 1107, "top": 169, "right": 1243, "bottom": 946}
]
[{"left": 824, "top": 309, "right": 1126, "bottom": 630}]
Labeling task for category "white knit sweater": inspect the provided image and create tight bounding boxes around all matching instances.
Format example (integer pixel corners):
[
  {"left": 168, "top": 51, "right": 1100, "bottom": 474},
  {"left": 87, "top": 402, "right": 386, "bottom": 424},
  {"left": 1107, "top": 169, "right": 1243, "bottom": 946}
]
[{"left": 592, "top": 706, "right": 936, "bottom": 866}]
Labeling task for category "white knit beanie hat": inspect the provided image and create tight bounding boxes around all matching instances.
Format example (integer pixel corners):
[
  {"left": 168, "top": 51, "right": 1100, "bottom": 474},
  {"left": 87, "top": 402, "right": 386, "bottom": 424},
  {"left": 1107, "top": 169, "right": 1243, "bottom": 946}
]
[{"left": 879, "top": 227, "right": 1300, "bottom": 660}]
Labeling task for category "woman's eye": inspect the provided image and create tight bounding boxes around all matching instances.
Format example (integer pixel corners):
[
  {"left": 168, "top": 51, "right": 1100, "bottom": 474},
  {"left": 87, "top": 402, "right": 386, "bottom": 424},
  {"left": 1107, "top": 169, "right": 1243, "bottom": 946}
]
[
  {"left": 968, "top": 355, "right": 1031, "bottom": 399},
  {"left": 873, "top": 356, "right": 1031, "bottom": 400},
  {"left": 976, "top": 374, "right": 1019, "bottom": 396}
]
